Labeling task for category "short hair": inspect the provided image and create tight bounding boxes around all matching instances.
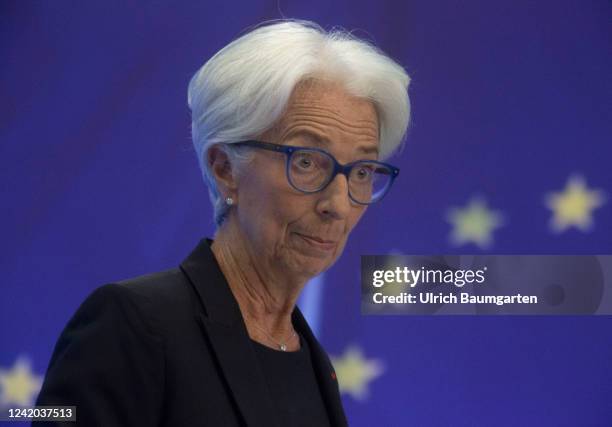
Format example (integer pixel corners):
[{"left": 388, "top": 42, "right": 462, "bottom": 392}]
[{"left": 188, "top": 19, "right": 411, "bottom": 227}]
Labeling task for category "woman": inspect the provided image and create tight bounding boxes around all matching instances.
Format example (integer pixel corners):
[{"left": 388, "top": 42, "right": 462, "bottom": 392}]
[{"left": 35, "top": 20, "right": 410, "bottom": 426}]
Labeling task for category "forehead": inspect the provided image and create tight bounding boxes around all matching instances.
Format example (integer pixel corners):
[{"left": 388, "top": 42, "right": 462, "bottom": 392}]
[
  {"left": 289, "top": 79, "right": 377, "bottom": 117},
  {"left": 271, "top": 79, "right": 379, "bottom": 153}
]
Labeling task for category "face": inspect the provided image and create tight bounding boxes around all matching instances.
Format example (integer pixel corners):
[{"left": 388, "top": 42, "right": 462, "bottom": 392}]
[{"left": 231, "top": 79, "right": 379, "bottom": 281}]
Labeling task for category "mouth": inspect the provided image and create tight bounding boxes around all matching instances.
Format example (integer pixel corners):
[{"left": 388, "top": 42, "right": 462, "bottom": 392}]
[{"left": 294, "top": 233, "right": 338, "bottom": 251}]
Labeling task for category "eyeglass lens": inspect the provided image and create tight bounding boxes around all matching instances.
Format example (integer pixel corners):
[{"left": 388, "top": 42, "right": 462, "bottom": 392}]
[{"left": 288, "top": 149, "right": 392, "bottom": 203}]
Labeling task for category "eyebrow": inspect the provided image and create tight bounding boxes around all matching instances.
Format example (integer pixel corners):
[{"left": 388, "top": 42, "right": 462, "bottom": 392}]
[{"left": 284, "top": 129, "right": 379, "bottom": 156}]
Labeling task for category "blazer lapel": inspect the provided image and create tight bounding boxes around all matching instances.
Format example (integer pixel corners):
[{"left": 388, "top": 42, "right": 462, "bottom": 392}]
[
  {"left": 180, "top": 238, "right": 281, "bottom": 427},
  {"left": 292, "top": 308, "right": 349, "bottom": 427}
]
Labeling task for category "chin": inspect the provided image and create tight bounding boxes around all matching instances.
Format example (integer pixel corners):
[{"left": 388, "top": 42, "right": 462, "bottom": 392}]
[{"left": 290, "top": 256, "right": 331, "bottom": 279}]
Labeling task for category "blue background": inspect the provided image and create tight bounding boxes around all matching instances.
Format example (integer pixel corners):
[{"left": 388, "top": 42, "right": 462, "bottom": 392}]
[{"left": 2, "top": 1, "right": 612, "bottom": 425}]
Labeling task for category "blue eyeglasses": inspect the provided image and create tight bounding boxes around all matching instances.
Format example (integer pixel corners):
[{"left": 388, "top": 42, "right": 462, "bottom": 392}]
[{"left": 232, "top": 140, "right": 400, "bottom": 205}]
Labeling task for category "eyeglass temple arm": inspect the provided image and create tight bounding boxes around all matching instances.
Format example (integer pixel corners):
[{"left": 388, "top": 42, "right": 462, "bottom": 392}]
[{"left": 234, "top": 140, "right": 287, "bottom": 153}]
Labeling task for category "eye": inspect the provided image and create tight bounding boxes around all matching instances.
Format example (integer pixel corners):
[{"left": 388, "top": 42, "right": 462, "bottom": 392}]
[
  {"left": 354, "top": 165, "right": 375, "bottom": 182},
  {"left": 294, "top": 153, "right": 314, "bottom": 170}
]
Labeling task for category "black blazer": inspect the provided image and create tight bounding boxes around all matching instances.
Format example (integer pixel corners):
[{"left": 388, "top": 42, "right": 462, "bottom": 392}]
[{"left": 35, "top": 238, "right": 348, "bottom": 426}]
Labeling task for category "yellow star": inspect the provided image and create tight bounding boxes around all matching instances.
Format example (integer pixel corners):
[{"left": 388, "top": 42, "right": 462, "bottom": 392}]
[
  {"left": 446, "top": 197, "right": 504, "bottom": 249},
  {"left": 330, "top": 345, "right": 384, "bottom": 401},
  {"left": 0, "top": 356, "right": 43, "bottom": 406},
  {"left": 545, "top": 175, "right": 607, "bottom": 233}
]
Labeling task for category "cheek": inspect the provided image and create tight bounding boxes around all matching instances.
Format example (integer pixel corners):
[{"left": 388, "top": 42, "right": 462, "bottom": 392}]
[{"left": 237, "top": 165, "right": 304, "bottom": 238}]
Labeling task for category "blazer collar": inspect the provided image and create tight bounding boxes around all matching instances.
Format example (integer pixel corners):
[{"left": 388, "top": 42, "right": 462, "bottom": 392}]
[{"left": 180, "top": 238, "right": 347, "bottom": 427}]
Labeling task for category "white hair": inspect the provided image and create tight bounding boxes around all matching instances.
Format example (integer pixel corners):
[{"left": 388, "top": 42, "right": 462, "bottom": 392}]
[{"left": 187, "top": 19, "right": 411, "bottom": 227}]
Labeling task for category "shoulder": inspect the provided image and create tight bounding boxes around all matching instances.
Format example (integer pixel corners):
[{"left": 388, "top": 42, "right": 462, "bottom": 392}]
[
  {"left": 37, "top": 278, "right": 177, "bottom": 425},
  {"left": 77, "top": 267, "right": 198, "bottom": 337},
  {"left": 115, "top": 267, "right": 193, "bottom": 311},
  {"left": 42, "top": 267, "right": 199, "bottom": 383}
]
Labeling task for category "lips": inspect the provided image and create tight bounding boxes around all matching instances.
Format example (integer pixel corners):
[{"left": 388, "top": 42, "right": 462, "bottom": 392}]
[
  {"left": 295, "top": 233, "right": 338, "bottom": 251},
  {"left": 298, "top": 234, "right": 336, "bottom": 244}
]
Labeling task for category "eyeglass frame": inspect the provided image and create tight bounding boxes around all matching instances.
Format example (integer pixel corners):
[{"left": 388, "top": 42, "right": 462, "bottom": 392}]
[{"left": 231, "top": 140, "right": 400, "bottom": 205}]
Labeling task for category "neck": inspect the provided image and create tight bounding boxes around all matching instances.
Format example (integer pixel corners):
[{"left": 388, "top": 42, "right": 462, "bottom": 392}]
[{"left": 211, "top": 218, "right": 305, "bottom": 349}]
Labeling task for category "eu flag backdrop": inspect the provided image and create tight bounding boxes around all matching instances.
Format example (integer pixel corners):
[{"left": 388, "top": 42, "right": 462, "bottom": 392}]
[{"left": 2, "top": 1, "right": 611, "bottom": 425}]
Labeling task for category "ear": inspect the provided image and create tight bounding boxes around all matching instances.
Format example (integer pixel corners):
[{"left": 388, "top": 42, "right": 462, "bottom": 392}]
[{"left": 207, "top": 144, "right": 238, "bottom": 196}]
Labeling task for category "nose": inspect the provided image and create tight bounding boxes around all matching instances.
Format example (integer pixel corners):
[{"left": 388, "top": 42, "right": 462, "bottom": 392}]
[{"left": 315, "top": 173, "right": 352, "bottom": 220}]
